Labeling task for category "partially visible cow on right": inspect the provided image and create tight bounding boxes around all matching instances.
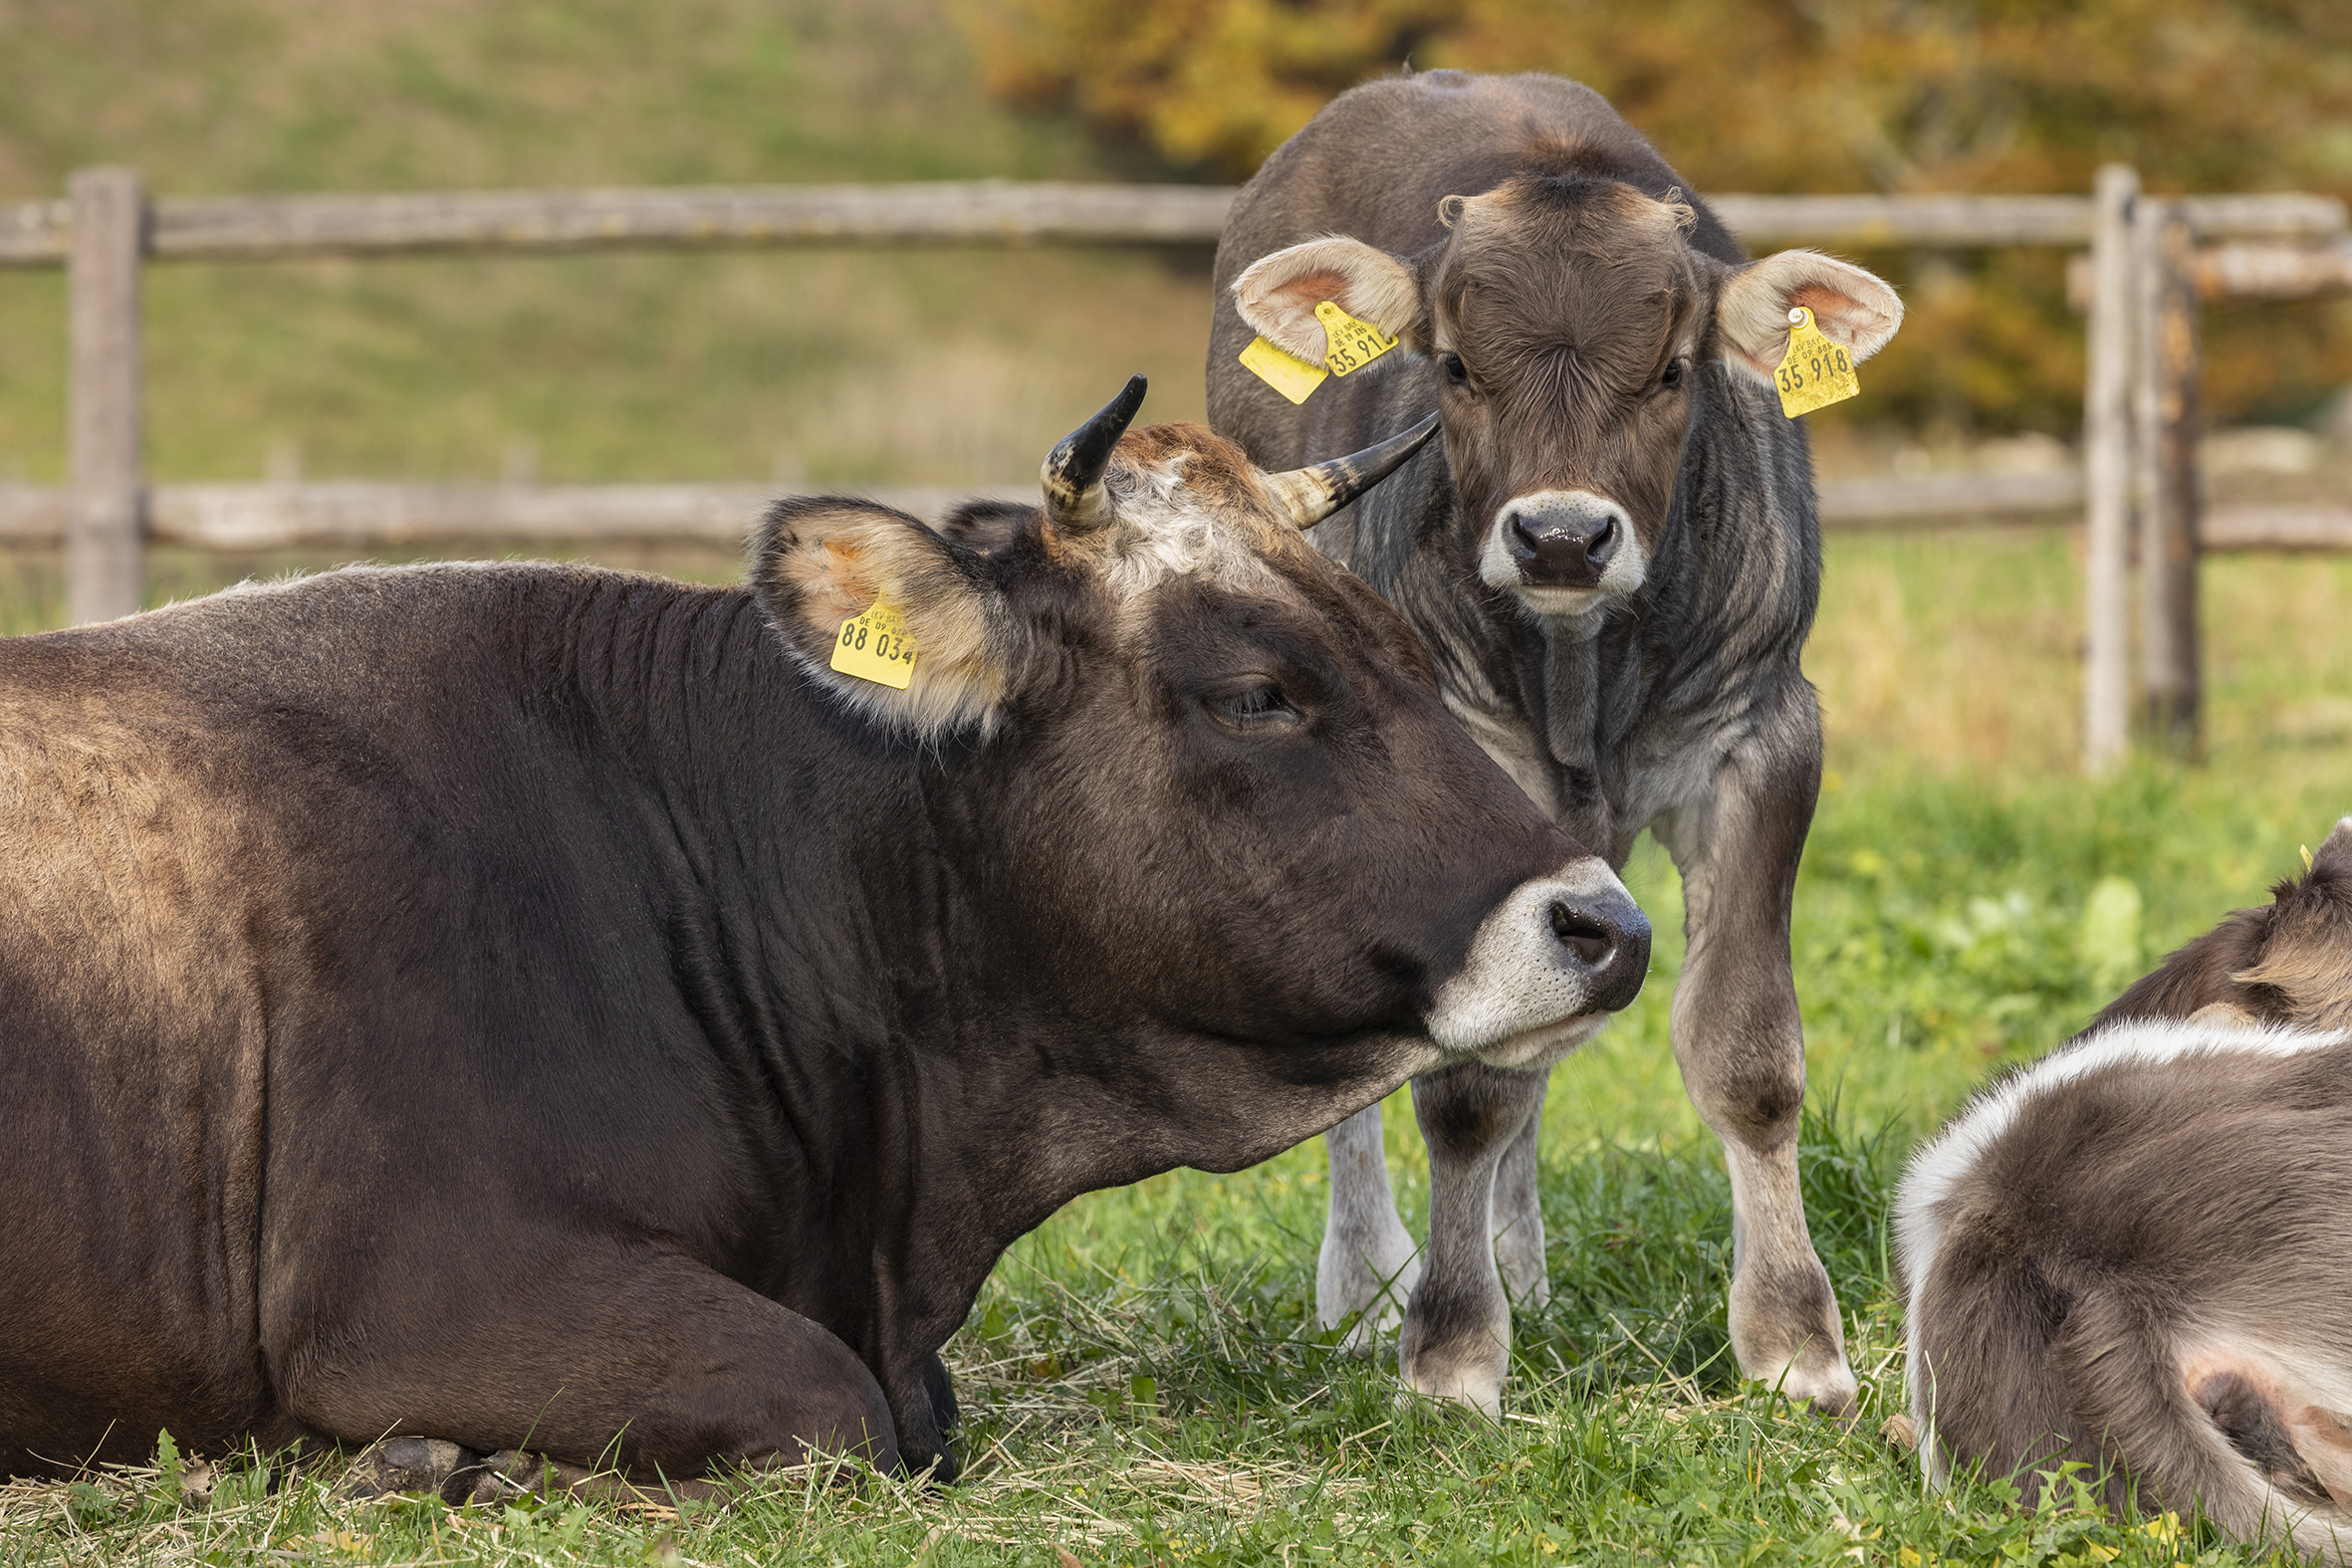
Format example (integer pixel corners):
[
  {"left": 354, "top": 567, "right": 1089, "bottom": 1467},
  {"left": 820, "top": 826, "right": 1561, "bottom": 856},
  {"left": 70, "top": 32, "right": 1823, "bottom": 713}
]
[{"left": 1898, "top": 817, "right": 2352, "bottom": 1559}]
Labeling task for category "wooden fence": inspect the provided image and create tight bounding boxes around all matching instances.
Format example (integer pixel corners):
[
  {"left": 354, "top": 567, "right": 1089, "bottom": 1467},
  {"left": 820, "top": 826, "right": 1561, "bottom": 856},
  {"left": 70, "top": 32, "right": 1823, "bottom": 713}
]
[{"left": 4, "top": 170, "right": 2349, "bottom": 768}]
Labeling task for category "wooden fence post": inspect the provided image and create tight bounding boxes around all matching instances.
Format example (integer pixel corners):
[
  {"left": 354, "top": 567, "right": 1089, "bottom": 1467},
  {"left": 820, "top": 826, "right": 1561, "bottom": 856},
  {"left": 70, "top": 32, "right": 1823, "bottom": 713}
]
[
  {"left": 66, "top": 166, "right": 145, "bottom": 624},
  {"left": 2134, "top": 198, "right": 2203, "bottom": 754},
  {"left": 2082, "top": 163, "right": 2138, "bottom": 774}
]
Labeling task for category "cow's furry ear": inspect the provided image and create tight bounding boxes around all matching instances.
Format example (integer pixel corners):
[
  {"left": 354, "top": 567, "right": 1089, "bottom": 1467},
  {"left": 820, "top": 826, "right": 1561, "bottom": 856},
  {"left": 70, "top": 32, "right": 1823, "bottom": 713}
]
[
  {"left": 1233, "top": 237, "right": 1425, "bottom": 364},
  {"left": 754, "top": 497, "right": 1021, "bottom": 737},
  {"left": 2232, "top": 839, "right": 2352, "bottom": 1034},
  {"left": 1715, "top": 250, "right": 1904, "bottom": 385}
]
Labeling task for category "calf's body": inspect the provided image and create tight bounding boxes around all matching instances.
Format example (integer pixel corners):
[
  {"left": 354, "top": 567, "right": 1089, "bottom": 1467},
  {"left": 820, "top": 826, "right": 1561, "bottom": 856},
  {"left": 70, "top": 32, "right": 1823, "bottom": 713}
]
[
  {"left": 1900, "top": 819, "right": 2352, "bottom": 1557},
  {"left": 1210, "top": 69, "right": 1902, "bottom": 1413}
]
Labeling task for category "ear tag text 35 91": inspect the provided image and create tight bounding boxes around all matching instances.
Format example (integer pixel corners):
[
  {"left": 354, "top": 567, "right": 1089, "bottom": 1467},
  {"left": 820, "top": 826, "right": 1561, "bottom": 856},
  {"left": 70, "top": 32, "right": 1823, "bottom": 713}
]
[
  {"left": 1239, "top": 300, "right": 1400, "bottom": 405},
  {"left": 831, "top": 597, "right": 917, "bottom": 689},
  {"left": 1314, "top": 301, "right": 1398, "bottom": 376},
  {"left": 1773, "top": 307, "right": 1859, "bottom": 418}
]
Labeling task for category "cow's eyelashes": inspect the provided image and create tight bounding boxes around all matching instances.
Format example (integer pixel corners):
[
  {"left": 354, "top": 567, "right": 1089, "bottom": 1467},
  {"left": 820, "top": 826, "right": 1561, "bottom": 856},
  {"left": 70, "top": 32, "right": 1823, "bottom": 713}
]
[
  {"left": 1659, "top": 357, "right": 1688, "bottom": 391},
  {"left": 1440, "top": 352, "right": 1471, "bottom": 387},
  {"left": 1208, "top": 683, "right": 1301, "bottom": 729}
]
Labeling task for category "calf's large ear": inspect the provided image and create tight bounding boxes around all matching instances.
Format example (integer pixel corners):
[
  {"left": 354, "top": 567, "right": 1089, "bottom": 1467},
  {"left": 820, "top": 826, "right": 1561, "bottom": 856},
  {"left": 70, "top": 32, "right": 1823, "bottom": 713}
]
[
  {"left": 1715, "top": 250, "right": 1904, "bottom": 385},
  {"left": 755, "top": 498, "right": 1021, "bottom": 737},
  {"left": 1233, "top": 237, "right": 1425, "bottom": 366}
]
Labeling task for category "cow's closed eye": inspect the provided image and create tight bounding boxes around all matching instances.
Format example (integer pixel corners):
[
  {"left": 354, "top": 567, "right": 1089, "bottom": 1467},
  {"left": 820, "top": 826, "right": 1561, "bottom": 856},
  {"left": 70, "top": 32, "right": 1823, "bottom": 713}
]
[{"left": 1208, "top": 683, "right": 1301, "bottom": 729}]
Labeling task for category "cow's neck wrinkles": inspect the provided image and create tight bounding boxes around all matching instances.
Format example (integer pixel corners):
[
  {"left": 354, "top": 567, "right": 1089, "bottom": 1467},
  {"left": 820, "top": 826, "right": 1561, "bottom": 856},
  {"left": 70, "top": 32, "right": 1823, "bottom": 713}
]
[{"left": 564, "top": 591, "right": 1430, "bottom": 1469}]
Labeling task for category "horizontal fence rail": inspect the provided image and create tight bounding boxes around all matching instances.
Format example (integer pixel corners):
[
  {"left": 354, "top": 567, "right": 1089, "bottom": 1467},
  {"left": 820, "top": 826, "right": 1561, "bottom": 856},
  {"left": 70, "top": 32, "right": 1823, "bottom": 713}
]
[
  {"left": 5, "top": 475, "right": 2346, "bottom": 553},
  {"left": 4, "top": 166, "right": 2349, "bottom": 770},
  {"left": 4, "top": 182, "right": 2345, "bottom": 267}
]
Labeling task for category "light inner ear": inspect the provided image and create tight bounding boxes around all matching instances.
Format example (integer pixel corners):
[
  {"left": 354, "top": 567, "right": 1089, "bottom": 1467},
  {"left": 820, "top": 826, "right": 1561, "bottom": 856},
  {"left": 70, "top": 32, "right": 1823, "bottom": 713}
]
[
  {"left": 1716, "top": 250, "right": 1904, "bottom": 384},
  {"left": 783, "top": 539, "right": 880, "bottom": 629},
  {"left": 1234, "top": 238, "right": 1421, "bottom": 364}
]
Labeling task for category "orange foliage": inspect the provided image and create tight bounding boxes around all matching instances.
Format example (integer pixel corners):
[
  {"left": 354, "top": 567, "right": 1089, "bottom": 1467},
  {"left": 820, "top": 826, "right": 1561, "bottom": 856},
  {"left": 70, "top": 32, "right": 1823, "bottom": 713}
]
[{"left": 962, "top": 0, "right": 2352, "bottom": 433}]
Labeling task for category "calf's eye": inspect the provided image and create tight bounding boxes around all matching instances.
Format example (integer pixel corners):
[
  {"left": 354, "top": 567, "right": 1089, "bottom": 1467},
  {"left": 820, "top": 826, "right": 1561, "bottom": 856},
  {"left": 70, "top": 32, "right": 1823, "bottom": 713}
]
[
  {"left": 1661, "top": 358, "right": 1686, "bottom": 389},
  {"left": 1441, "top": 352, "right": 1470, "bottom": 386},
  {"left": 1209, "top": 684, "right": 1299, "bottom": 728}
]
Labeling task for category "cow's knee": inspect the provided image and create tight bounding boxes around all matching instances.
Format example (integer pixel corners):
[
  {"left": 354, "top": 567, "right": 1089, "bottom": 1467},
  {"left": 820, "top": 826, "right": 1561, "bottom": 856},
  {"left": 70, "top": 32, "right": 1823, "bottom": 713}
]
[{"left": 1683, "top": 1052, "right": 1804, "bottom": 1149}]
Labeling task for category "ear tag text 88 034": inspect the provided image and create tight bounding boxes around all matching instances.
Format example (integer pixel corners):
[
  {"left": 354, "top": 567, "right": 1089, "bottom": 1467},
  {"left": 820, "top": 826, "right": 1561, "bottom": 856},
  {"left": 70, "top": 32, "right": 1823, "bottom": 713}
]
[
  {"left": 1773, "top": 306, "right": 1859, "bottom": 417},
  {"left": 830, "top": 597, "right": 917, "bottom": 689}
]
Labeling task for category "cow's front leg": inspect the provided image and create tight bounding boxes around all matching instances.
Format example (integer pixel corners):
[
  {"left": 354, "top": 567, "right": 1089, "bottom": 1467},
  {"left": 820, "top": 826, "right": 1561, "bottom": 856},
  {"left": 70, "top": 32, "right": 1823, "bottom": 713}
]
[
  {"left": 1317, "top": 1102, "right": 1423, "bottom": 1349},
  {"left": 1398, "top": 1060, "right": 1546, "bottom": 1416},
  {"left": 276, "top": 1243, "right": 918, "bottom": 1487},
  {"left": 1655, "top": 708, "right": 1857, "bottom": 1415},
  {"left": 1488, "top": 1072, "right": 1550, "bottom": 1308}
]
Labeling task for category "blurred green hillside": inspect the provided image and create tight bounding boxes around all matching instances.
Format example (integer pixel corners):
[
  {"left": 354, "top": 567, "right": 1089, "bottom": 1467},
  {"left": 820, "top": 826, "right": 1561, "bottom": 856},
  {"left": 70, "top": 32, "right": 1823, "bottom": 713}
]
[{"left": 0, "top": 0, "right": 1216, "bottom": 488}]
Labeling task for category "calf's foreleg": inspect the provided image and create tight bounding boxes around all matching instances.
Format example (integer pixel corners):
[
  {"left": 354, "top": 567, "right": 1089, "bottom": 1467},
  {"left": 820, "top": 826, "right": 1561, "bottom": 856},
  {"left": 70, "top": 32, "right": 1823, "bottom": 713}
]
[
  {"left": 1396, "top": 1060, "right": 1548, "bottom": 1416},
  {"left": 1655, "top": 712, "right": 1855, "bottom": 1415}
]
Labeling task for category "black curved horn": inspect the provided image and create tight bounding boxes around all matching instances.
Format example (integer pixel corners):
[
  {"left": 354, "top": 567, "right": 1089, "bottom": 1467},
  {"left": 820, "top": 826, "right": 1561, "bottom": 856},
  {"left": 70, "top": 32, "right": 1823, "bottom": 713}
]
[
  {"left": 1262, "top": 411, "right": 1442, "bottom": 530},
  {"left": 1042, "top": 373, "right": 1148, "bottom": 531}
]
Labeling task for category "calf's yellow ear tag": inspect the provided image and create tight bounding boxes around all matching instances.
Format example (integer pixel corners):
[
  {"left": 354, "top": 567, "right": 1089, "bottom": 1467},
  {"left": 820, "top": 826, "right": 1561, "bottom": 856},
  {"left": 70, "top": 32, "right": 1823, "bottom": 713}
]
[
  {"left": 1773, "top": 306, "right": 1860, "bottom": 418},
  {"left": 830, "top": 596, "right": 917, "bottom": 690},
  {"left": 1314, "top": 300, "right": 1398, "bottom": 375},
  {"left": 1240, "top": 335, "right": 1328, "bottom": 406},
  {"left": 1240, "top": 299, "right": 1402, "bottom": 405}
]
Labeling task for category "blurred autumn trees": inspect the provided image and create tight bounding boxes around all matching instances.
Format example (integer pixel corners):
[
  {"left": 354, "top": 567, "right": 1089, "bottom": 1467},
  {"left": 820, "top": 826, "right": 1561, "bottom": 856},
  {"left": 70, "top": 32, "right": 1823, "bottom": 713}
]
[{"left": 962, "top": 0, "right": 2352, "bottom": 434}]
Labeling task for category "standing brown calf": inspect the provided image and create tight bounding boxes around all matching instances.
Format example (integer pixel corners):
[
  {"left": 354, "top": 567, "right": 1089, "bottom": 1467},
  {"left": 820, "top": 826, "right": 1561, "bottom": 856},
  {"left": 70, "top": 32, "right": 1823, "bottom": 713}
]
[{"left": 1899, "top": 817, "right": 2352, "bottom": 1557}]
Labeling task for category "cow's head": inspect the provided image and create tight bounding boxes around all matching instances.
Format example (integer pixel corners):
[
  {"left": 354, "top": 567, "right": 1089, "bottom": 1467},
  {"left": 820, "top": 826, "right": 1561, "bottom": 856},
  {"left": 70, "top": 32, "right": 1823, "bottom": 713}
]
[
  {"left": 2087, "top": 816, "right": 2352, "bottom": 1035},
  {"left": 1232, "top": 177, "right": 1902, "bottom": 627},
  {"left": 753, "top": 378, "right": 1649, "bottom": 1106}
]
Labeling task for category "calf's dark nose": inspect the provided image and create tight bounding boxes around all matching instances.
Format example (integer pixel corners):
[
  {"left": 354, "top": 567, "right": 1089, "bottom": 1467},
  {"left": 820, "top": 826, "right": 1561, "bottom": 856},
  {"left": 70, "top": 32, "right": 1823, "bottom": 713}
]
[
  {"left": 1547, "top": 888, "right": 1650, "bottom": 1013},
  {"left": 1505, "top": 493, "right": 1627, "bottom": 587}
]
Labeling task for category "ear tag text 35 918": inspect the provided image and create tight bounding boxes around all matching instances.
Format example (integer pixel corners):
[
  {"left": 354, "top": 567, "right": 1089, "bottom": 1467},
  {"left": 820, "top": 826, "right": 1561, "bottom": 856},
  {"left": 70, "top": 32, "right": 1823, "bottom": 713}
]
[
  {"left": 1773, "top": 307, "right": 1859, "bottom": 418},
  {"left": 831, "top": 597, "right": 917, "bottom": 689},
  {"left": 1239, "top": 300, "right": 1400, "bottom": 405}
]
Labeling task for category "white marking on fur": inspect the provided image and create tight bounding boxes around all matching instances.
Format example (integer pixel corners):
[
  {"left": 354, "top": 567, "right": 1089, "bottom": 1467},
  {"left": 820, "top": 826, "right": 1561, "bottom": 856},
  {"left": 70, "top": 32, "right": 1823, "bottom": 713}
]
[
  {"left": 1898, "top": 1016, "right": 2347, "bottom": 1479},
  {"left": 1098, "top": 456, "right": 1286, "bottom": 601},
  {"left": 1476, "top": 489, "right": 1650, "bottom": 626},
  {"left": 1423, "top": 858, "right": 1636, "bottom": 1059}
]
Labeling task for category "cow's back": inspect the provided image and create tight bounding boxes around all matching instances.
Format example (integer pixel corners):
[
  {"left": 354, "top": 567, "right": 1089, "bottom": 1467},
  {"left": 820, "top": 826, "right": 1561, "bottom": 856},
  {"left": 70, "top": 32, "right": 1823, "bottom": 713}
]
[
  {"left": 0, "top": 567, "right": 804, "bottom": 1471},
  {"left": 1209, "top": 71, "right": 1744, "bottom": 471}
]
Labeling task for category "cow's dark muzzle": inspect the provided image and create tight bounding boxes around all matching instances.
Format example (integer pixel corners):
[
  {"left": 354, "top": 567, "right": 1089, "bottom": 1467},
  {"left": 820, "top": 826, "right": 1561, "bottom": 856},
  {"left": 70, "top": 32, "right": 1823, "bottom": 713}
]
[
  {"left": 1505, "top": 493, "right": 1627, "bottom": 587},
  {"left": 1549, "top": 885, "right": 1650, "bottom": 1014}
]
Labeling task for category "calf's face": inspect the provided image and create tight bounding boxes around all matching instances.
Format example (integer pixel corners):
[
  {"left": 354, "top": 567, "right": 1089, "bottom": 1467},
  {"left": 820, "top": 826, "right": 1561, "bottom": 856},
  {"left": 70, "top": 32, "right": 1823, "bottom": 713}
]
[
  {"left": 757, "top": 379, "right": 1648, "bottom": 1067},
  {"left": 1234, "top": 177, "right": 1902, "bottom": 626}
]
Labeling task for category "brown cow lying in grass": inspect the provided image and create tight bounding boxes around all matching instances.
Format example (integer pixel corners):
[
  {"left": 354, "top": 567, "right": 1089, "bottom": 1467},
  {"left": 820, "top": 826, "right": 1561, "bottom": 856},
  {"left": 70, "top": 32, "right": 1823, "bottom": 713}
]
[{"left": 1898, "top": 817, "right": 2352, "bottom": 1559}]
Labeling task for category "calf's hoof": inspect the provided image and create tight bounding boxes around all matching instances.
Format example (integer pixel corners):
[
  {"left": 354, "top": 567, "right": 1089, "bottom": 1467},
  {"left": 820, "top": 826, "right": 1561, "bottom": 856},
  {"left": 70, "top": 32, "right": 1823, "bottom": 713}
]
[
  {"left": 1398, "top": 1336, "right": 1507, "bottom": 1421},
  {"left": 345, "top": 1438, "right": 479, "bottom": 1501}
]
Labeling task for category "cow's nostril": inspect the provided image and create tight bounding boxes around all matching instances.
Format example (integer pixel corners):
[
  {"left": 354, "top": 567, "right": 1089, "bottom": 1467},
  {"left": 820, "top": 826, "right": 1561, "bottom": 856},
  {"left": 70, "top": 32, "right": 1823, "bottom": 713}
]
[
  {"left": 1508, "top": 510, "right": 1540, "bottom": 560},
  {"left": 1585, "top": 516, "right": 1617, "bottom": 567},
  {"left": 1548, "top": 900, "right": 1613, "bottom": 967}
]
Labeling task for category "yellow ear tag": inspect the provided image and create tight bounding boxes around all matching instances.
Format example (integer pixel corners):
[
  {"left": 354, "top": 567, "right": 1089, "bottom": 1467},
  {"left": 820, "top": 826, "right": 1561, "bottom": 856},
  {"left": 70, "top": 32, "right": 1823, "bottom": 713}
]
[
  {"left": 1314, "top": 300, "right": 1399, "bottom": 376},
  {"left": 1773, "top": 306, "right": 1860, "bottom": 418},
  {"left": 2303, "top": 844, "right": 2317, "bottom": 873},
  {"left": 829, "top": 597, "right": 917, "bottom": 690},
  {"left": 1240, "top": 335, "right": 1328, "bottom": 406}
]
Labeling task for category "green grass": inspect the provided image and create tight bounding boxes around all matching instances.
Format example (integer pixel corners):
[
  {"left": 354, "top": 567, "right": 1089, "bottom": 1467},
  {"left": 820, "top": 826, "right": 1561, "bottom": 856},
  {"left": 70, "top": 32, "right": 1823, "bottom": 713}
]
[
  {"left": 6, "top": 3, "right": 2352, "bottom": 1562},
  {"left": 4, "top": 531, "right": 2345, "bottom": 1566}
]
